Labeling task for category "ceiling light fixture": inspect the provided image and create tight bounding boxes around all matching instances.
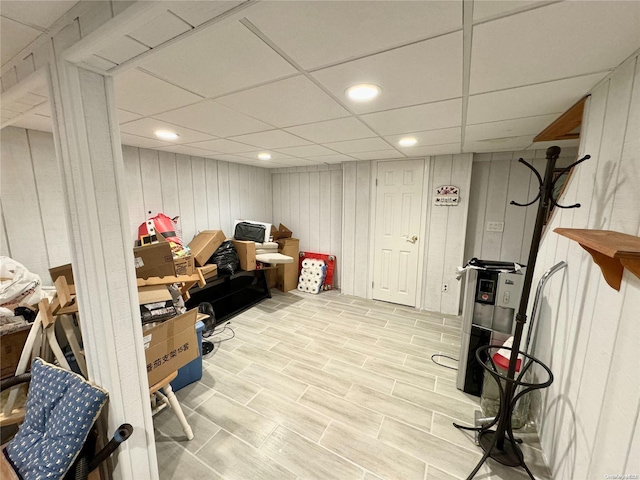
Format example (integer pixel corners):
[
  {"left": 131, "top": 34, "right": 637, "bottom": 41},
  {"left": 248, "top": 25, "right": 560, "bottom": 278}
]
[
  {"left": 258, "top": 152, "right": 272, "bottom": 160},
  {"left": 345, "top": 84, "right": 381, "bottom": 101},
  {"left": 155, "top": 130, "right": 179, "bottom": 140},
  {"left": 398, "top": 137, "right": 417, "bottom": 147}
]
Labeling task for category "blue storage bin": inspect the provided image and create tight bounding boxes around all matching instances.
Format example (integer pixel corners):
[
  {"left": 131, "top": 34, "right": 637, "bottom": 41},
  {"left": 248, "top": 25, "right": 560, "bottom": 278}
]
[{"left": 170, "top": 320, "right": 204, "bottom": 392}]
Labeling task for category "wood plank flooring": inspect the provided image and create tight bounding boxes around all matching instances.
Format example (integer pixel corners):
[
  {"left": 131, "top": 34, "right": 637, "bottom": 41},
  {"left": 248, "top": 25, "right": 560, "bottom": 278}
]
[{"left": 153, "top": 290, "right": 551, "bottom": 480}]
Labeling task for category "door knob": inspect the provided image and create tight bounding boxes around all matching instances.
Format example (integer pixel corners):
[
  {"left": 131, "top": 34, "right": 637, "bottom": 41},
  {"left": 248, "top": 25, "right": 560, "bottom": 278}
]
[{"left": 406, "top": 235, "right": 418, "bottom": 243}]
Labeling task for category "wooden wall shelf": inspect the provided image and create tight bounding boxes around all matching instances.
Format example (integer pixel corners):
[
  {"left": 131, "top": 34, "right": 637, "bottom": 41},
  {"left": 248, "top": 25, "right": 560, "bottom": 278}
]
[{"left": 554, "top": 228, "right": 640, "bottom": 290}]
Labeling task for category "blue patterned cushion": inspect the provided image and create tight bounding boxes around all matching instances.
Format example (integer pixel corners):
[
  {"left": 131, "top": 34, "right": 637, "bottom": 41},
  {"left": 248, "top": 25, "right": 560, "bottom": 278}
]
[{"left": 6, "top": 358, "right": 108, "bottom": 480}]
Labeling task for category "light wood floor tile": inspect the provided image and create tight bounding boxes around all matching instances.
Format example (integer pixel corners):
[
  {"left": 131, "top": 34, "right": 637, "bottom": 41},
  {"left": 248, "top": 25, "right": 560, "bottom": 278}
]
[
  {"left": 356, "top": 323, "right": 414, "bottom": 343},
  {"left": 411, "top": 335, "right": 460, "bottom": 356},
  {"left": 271, "top": 341, "right": 331, "bottom": 369},
  {"left": 371, "top": 311, "right": 415, "bottom": 326},
  {"left": 196, "top": 430, "right": 296, "bottom": 480},
  {"left": 154, "top": 406, "right": 220, "bottom": 453},
  {"left": 248, "top": 389, "right": 330, "bottom": 442},
  {"left": 377, "top": 337, "right": 442, "bottom": 359},
  {"left": 384, "top": 320, "right": 443, "bottom": 341},
  {"left": 260, "top": 425, "right": 363, "bottom": 480},
  {"left": 340, "top": 311, "right": 388, "bottom": 327},
  {"left": 305, "top": 340, "right": 367, "bottom": 366},
  {"left": 204, "top": 348, "right": 251, "bottom": 375},
  {"left": 434, "top": 377, "right": 480, "bottom": 405},
  {"left": 404, "top": 355, "right": 458, "bottom": 381},
  {"left": 444, "top": 317, "right": 462, "bottom": 328},
  {"left": 429, "top": 412, "right": 478, "bottom": 452},
  {"left": 156, "top": 432, "right": 223, "bottom": 480},
  {"left": 296, "top": 325, "right": 349, "bottom": 346},
  {"left": 299, "top": 386, "right": 383, "bottom": 437},
  {"left": 284, "top": 311, "right": 331, "bottom": 330},
  {"left": 320, "top": 422, "right": 426, "bottom": 480},
  {"left": 426, "top": 465, "right": 461, "bottom": 480},
  {"left": 233, "top": 327, "right": 280, "bottom": 350},
  {"left": 229, "top": 316, "right": 269, "bottom": 333},
  {"left": 174, "top": 381, "right": 215, "bottom": 410},
  {"left": 282, "top": 361, "right": 352, "bottom": 396},
  {"left": 378, "top": 417, "right": 482, "bottom": 479},
  {"left": 345, "top": 339, "right": 407, "bottom": 365},
  {"left": 323, "top": 359, "right": 395, "bottom": 394},
  {"left": 441, "top": 333, "right": 461, "bottom": 346},
  {"left": 364, "top": 357, "right": 436, "bottom": 390},
  {"left": 346, "top": 384, "right": 434, "bottom": 432},
  {"left": 393, "top": 381, "right": 477, "bottom": 424},
  {"left": 416, "top": 319, "right": 462, "bottom": 336},
  {"left": 259, "top": 326, "right": 314, "bottom": 348},
  {"left": 239, "top": 362, "right": 309, "bottom": 400},
  {"left": 313, "top": 310, "right": 362, "bottom": 328},
  {"left": 201, "top": 364, "right": 262, "bottom": 404},
  {"left": 324, "top": 323, "right": 380, "bottom": 344},
  {"left": 211, "top": 336, "right": 243, "bottom": 352},
  {"left": 233, "top": 343, "right": 292, "bottom": 370},
  {"left": 195, "top": 393, "right": 277, "bottom": 447}
]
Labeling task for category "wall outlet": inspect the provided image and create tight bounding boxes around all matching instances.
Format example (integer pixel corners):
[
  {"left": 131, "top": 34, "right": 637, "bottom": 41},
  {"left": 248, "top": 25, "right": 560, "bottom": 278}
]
[
  {"left": 486, "top": 221, "right": 504, "bottom": 232},
  {"left": 442, "top": 283, "right": 449, "bottom": 292}
]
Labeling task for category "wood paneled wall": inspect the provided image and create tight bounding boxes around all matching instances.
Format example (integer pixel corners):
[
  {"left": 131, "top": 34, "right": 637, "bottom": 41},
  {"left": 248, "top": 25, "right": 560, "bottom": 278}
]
[
  {"left": 341, "top": 155, "right": 472, "bottom": 315},
  {"left": 1, "top": 127, "right": 272, "bottom": 284},
  {"left": 532, "top": 54, "right": 639, "bottom": 479},
  {"left": 271, "top": 165, "right": 343, "bottom": 288},
  {"left": 464, "top": 147, "right": 579, "bottom": 265}
]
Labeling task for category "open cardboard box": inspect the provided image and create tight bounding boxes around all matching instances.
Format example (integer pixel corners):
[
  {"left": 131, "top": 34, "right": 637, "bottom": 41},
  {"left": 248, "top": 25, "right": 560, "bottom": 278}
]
[
  {"left": 231, "top": 240, "right": 257, "bottom": 271},
  {"left": 143, "top": 308, "right": 198, "bottom": 386},
  {"left": 271, "top": 223, "right": 293, "bottom": 240},
  {"left": 188, "top": 230, "right": 226, "bottom": 267},
  {"left": 133, "top": 232, "right": 194, "bottom": 278}
]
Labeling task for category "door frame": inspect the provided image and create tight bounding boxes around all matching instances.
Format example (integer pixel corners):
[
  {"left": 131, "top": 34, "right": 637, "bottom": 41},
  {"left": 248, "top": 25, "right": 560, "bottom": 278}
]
[{"left": 366, "top": 157, "right": 432, "bottom": 309}]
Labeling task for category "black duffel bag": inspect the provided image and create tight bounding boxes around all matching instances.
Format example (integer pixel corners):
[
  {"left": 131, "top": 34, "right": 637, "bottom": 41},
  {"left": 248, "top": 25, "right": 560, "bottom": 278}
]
[
  {"left": 234, "top": 222, "right": 266, "bottom": 242},
  {"left": 210, "top": 240, "right": 241, "bottom": 274}
]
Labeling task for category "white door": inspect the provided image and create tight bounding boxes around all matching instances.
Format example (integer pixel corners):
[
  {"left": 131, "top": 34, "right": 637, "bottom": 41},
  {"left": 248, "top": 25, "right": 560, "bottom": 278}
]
[{"left": 372, "top": 159, "right": 425, "bottom": 306}]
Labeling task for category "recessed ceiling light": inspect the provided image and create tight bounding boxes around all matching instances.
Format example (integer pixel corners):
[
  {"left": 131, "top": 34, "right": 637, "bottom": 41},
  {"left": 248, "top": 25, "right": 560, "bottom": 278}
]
[
  {"left": 345, "top": 84, "right": 381, "bottom": 101},
  {"left": 398, "top": 137, "right": 418, "bottom": 147},
  {"left": 258, "top": 152, "right": 272, "bottom": 160},
  {"left": 155, "top": 130, "right": 179, "bottom": 141}
]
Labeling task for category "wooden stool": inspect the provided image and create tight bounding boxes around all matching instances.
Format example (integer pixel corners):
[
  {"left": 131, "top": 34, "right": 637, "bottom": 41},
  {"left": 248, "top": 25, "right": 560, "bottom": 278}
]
[{"left": 149, "top": 372, "right": 193, "bottom": 441}]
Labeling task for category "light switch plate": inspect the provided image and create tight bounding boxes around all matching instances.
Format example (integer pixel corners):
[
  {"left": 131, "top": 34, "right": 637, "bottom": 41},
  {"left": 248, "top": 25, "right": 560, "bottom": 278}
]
[{"left": 486, "top": 221, "right": 504, "bottom": 232}]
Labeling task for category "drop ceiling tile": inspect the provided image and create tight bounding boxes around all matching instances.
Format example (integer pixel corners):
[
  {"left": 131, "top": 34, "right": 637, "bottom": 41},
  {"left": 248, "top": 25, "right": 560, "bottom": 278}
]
[
  {"left": 216, "top": 76, "right": 350, "bottom": 128},
  {"left": 154, "top": 100, "right": 272, "bottom": 137},
  {"left": 228, "top": 130, "right": 311, "bottom": 150},
  {"left": 10, "top": 113, "right": 52, "bottom": 133},
  {"left": 82, "top": 55, "right": 118, "bottom": 71},
  {"left": 185, "top": 138, "right": 255, "bottom": 154},
  {"left": 400, "top": 143, "right": 461, "bottom": 157},
  {"left": 275, "top": 144, "right": 336, "bottom": 157},
  {"left": 361, "top": 98, "right": 462, "bottom": 136},
  {"left": 119, "top": 133, "right": 172, "bottom": 149},
  {"left": 465, "top": 114, "right": 559, "bottom": 142},
  {"left": 467, "top": 73, "right": 608, "bottom": 125},
  {"left": 244, "top": 1, "right": 462, "bottom": 69},
  {"left": 117, "top": 109, "right": 143, "bottom": 124},
  {"left": 323, "top": 137, "right": 392, "bottom": 154},
  {"left": 526, "top": 139, "right": 580, "bottom": 150},
  {"left": 96, "top": 35, "right": 150, "bottom": 65},
  {"left": 205, "top": 153, "right": 286, "bottom": 168},
  {"left": 313, "top": 31, "right": 462, "bottom": 114},
  {"left": 308, "top": 153, "right": 355, "bottom": 164},
  {"left": 120, "top": 117, "right": 215, "bottom": 144},
  {"left": 0, "top": 1, "right": 77, "bottom": 30},
  {"left": 469, "top": 1, "right": 640, "bottom": 94},
  {"left": 1, "top": 16, "right": 40, "bottom": 64},
  {"left": 168, "top": 1, "right": 244, "bottom": 27},
  {"left": 129, "top": 11, "right": 192, "bottom": 48},
  {"left": 472, "top": 1, "right": 546, "bottom": 24},
  {"left": 463, "top": 135, "right": 534, "bottom": 153},
  {"left": 268, "top": 158, "right": 323, "bottom": 167},
  {"left": 284, "top": 117, "right": 377, "bottom": 144},
  {"left": 138, "top": 21, "right": 297, "bottom": 97},
  {"left": 237, "top": 151, "right": 295, "bottom": 162},
  {"left": 349, "top": 150, "right": 405, "bottom": 161},
  {"left": 155, "top": 144, "right": 216, "bottom": 157},
  {"left": 385, "top": 127, "right": 461, "bottom": 150},
  {"left": 114, "top": 68, "right": 203, "bottom": 116}
]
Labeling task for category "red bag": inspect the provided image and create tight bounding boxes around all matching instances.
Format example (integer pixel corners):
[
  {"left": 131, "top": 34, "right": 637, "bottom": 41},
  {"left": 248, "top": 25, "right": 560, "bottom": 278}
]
[{"left": 137, "top": 213, "right": 184, "bottom": 252}]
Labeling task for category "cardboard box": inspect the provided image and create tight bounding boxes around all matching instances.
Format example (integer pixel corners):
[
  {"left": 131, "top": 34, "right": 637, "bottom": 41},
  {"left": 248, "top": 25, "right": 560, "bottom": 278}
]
[
  {"left": 231, "top": 240, "right": 257, "bottom": 271},
  {"left": 197, "top": 264, "right": 218, "bottom": 279},
  {"left": 49, "top": 263, "right": 74, "bottom": 285},
  {"left": 138, "top": 285, "right": 176, "bottom": 324},
  {"left": 143, "top": 308, "right": 198, "bottom": 386},
  {"left": 189, "top": 230, "right": 226, "bottom": 267},
  {"left": 133, "top": 242, "right": 175, "bottom": 279},
  {"left": 270, "top": 224, "right": 293, "bottom": 240},
  {"left": 173, "top": 255, "right": 195, "bottom": 276},
  {"left": 276, "top": 238, "right": 300, "bottom": 292},
  {"left": 1, "top": 326, "right": 31, "bottom": 379}
]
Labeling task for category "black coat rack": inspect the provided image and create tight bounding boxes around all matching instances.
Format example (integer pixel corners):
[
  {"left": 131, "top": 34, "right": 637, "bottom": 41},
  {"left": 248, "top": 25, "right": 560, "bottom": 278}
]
[{"left": 454, "top": 146, "right": 590, "bottom": 479}]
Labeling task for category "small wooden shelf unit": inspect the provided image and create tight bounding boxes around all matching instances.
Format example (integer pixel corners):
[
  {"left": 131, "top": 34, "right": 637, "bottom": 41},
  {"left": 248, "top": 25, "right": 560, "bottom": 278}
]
[{"left": 554, "top": 228, "right": 640, "bottom": 290}]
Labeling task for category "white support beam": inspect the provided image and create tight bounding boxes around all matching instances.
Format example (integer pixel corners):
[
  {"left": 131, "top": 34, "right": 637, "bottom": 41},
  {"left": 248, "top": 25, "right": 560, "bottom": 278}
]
[{"left": 46, "top": 52, "right": 159, "bottom": 479}]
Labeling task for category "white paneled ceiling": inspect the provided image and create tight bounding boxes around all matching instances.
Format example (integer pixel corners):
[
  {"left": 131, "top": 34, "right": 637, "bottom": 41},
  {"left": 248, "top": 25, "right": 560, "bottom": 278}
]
[{"left": 4, "top": 0, "right": 640, "bottom": 166}]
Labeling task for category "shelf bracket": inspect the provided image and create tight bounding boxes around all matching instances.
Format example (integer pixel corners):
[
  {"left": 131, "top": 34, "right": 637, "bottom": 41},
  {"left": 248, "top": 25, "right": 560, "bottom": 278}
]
[{"left": 582, "top": 245, "right": 624, "bottom": 290}]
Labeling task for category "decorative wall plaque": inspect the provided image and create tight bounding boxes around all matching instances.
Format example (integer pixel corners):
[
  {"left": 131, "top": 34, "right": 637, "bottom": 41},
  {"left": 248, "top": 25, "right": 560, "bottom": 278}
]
[{"left": 434, "top": 185, "right": 460, "bottom": 206}]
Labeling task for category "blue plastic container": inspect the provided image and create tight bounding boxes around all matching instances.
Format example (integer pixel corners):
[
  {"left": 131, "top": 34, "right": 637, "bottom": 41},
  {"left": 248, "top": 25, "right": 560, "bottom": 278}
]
[{"left": 170, "top": 320, "right": 204, "bottom": 392}]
